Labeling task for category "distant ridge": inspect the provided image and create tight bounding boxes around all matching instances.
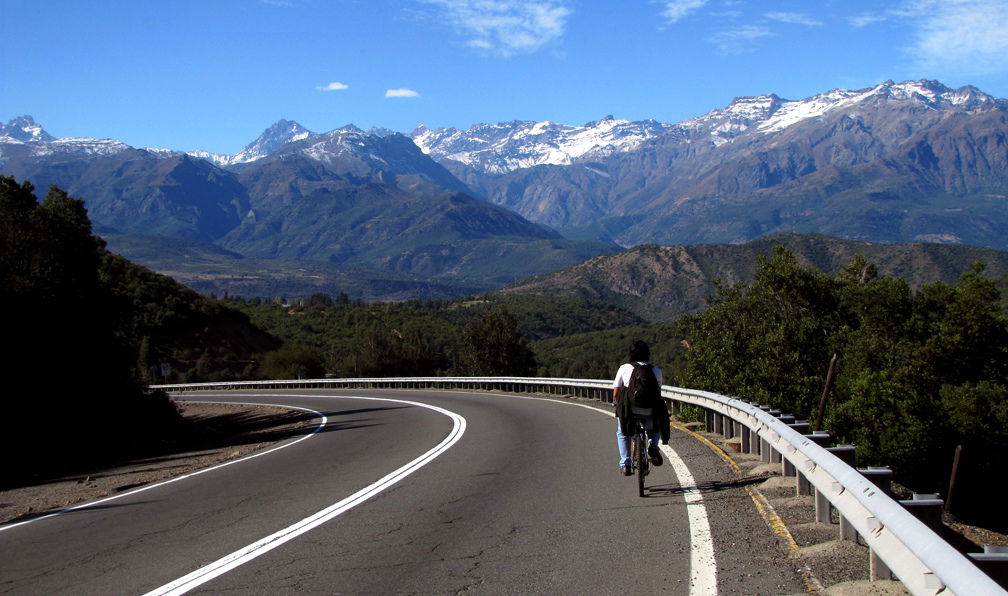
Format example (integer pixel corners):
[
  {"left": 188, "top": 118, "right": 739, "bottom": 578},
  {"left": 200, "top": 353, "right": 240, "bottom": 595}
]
[{"left": 501, "top": 233, "right": 1008, "bottom": 321}]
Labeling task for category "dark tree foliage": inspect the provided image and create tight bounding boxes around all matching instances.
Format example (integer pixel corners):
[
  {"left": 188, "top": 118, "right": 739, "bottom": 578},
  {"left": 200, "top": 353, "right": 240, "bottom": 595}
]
[
  {"left": 260, "top": 343, "right": 325, "bottom": 379},
  {"left": 458, "top": 307, "right": 537, "bottom": 376},
  {"left": 226, "top": 292, "right": 636, "bottom": 379},
  {"left": 532, "top": 323, "right": 687, "bottom": 381},
  {"left": 680, "top": 246, "right": 1008, "bottom": 529},
  {"left": 681, "top": 247, "right": 842, "bottom": 415},
  {"left": 98, "top": 251, "right": 280, "bottom": 383},
  {"left": 1, "top": 178, "right": 179, "bottom": 482}
]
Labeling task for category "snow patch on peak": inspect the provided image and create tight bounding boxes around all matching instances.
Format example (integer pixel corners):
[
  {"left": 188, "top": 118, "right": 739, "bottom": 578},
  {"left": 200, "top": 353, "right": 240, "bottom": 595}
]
[
  {"left": 411, "top": 116, "right": 674, "bottom": 174},
  {"left": 1, "top": 115, "right": 56, "bottom": 143}
]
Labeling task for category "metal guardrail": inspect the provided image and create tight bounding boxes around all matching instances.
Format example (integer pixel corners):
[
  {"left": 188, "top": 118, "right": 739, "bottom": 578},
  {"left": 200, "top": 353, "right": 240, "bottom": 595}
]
[{"left": 155, "top": 376, "right": 1006, "bottom": 596}]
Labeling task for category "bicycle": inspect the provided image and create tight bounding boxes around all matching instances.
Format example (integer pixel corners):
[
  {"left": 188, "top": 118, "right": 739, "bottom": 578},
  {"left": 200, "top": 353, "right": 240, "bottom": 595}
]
[{"left": 629, "top": 415, "right": 650, "bottom": 497}]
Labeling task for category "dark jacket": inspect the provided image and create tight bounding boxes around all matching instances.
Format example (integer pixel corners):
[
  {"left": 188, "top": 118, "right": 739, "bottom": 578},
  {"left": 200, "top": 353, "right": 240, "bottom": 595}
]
[{"left": 614, "top": 363, "right": 671, "bottom": 444}]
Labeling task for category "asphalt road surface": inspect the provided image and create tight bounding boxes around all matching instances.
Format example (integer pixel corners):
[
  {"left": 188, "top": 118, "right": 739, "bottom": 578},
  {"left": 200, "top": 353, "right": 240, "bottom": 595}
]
[{"left": 0, "top": 389, "right": 807, "bottom": 595}]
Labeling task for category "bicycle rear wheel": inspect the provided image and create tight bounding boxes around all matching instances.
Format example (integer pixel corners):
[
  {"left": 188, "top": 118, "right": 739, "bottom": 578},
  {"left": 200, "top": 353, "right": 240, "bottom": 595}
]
[{"left": 635, "top": 431, "right": 647, "bottom": 497}]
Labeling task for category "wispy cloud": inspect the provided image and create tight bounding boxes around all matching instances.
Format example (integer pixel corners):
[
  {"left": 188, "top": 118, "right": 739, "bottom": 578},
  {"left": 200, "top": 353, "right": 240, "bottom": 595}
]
[
  {"left": 316, "top": 81, "right": 349, "bottom": 91},
  {"left": 385, "top": 88, "right": 420, "bottom": 98},
  {"left": 904, "top": 0, "right": 1008, "bottom": 76},
  {"left": 708, "top": 25, "right": 773, "bottom": 54},
  {"left": 848, "top": 13, "right": 887, "bottom": 27},
  {"left": 657, "top": 0, "right": 709, "bottom": 25},
  {"left": 765, "top": 12, "right": 822, "bottom": 26},
  {"left": 420, "top": 0, "right": 571, "bottom": 56}
]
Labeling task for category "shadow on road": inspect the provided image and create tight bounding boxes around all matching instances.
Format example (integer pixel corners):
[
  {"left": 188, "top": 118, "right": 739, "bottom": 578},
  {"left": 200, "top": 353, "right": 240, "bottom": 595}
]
[{"left": 644, "top": 473, "right": 771, "bottom": 497}]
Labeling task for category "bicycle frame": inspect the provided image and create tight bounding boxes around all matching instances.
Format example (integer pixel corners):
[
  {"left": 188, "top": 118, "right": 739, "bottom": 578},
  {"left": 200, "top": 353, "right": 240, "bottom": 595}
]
[{"left": 629, "top": 416, "right": 650, "bottom": 497}]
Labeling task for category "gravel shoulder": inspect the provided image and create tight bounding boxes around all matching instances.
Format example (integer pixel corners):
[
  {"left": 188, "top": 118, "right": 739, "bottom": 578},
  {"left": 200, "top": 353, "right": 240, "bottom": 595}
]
[{"left": 0, "top": 402, "right": 317, "bottom": 526}]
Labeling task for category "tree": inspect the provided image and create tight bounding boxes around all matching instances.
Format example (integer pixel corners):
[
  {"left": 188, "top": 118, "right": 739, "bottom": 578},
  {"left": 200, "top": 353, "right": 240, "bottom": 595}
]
[
  {"left": 1, "top": 178, "right": 181, "bottom": 483},
  {"left": 681, "top": 247, "right": 839, "bottom": 416},
  {"left": 457, "top": 307, "right": 537, "bottom": 376},
  {"left": 261, "top": 343, "right": 325, "bottom": 379}
]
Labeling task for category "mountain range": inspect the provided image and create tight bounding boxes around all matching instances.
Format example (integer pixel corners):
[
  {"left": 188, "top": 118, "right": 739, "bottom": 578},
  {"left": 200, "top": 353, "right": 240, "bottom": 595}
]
[
  {"left": 412, "top": 80, "right": 1008, "bottom": 248},
  {"left": 2, "top": 78, "right": 1007, "bottom": 299}
]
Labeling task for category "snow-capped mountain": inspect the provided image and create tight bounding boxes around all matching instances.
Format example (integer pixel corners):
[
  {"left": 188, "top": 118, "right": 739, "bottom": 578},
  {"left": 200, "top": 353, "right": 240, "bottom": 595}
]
[
  {"left": 3, "top": 79, "right": 1007, "bottom": 257},
  {"left": 0, "top": 115, "right": 55, "bottom": 143},
  {"left": 410, "top": 116, "right": 674, "bottom": 175},
  {"left": 193, "top": 119, "right": 318, "bottom": 166},
  {"left": 0, "top": 115, "right": 131, "bottom": 157},
  {"left": 680, "top": 79, "right": 1005, "bottom": 142},
  {"left": 413, "top": 80, "right": 1007, "bottom": 175}
]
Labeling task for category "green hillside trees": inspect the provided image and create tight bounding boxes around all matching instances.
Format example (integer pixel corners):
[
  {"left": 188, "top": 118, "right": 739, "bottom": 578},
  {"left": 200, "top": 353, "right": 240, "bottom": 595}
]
[
  {"left": 680, "top": 247, "right": 1008, "bottom": 527},
  {"left": 1, "top": 178, "right": 178, "bottom": 481}
]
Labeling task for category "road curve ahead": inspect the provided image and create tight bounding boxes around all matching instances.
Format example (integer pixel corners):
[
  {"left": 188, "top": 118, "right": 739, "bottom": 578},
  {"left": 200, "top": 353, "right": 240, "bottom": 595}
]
[{"left": 0, "top": 389, "right": 805, "bottom": 595}]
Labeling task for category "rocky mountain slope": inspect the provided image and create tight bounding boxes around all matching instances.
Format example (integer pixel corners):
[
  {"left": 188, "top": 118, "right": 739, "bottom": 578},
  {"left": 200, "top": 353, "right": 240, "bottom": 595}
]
[
  {"left": 0, "top": 117, "right": 613, "bottom": 288},
  {"left": 4, "top": 78, "right": 1007, "bottom": 298},
  {"left": 501, "top": 233, "right": 1008, "bottom": 320},
  {"left": 413, "top": 80, "right": 1008, "bottom": 250}
]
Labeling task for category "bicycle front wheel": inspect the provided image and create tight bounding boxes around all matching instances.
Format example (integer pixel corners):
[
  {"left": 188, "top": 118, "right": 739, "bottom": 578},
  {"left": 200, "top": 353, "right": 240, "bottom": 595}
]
[{"left": 635, "top": 433, "right": 647, "bottom": 497}]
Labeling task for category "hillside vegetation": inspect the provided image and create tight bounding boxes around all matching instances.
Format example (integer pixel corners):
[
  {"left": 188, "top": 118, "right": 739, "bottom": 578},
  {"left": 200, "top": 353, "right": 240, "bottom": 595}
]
[
  {"left": 678, "top": 248, "right": 1008, "bottom": 530},
  {"left": 0, "top": 177, "right": 278, "bottom": 483}
]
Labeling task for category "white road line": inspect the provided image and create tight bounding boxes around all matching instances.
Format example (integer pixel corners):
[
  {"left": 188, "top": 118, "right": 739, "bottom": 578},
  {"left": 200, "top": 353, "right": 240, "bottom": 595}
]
[
  {"left": 663, "top": 444, "right": 717, "bottom": 596},
  {"left": 0, "top": 401, "right": 327, "bottom": 534},
  {"left": 498, "top": 393, "right": 719, "bottom": 596},
  {"left": 144, "top": 395, "right": 467, "bottom": 596}
]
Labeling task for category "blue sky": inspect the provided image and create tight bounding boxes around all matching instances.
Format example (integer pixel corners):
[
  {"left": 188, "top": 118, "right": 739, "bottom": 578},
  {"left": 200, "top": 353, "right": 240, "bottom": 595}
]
[{"left": 3, "top": 0, "right": 1007, "bottom": 155}]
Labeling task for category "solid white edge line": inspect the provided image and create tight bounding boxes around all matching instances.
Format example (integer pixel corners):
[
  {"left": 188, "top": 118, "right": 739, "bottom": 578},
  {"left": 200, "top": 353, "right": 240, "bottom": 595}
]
[
  {"left": 0, "top": 401, "right": 327, "bottom": 534},
  {"left": 144, "top": 394, "right": 467, "bottom": 596},
  {"left": 664, "top": 444, "right": 717, "bottom": 596},
  {"left": 501, "top": 393, "right": 718, "bottom": 596}
]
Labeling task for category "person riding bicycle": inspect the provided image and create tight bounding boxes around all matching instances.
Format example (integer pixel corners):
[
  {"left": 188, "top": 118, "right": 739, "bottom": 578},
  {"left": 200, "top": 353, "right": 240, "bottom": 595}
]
[{"left": 613, "top": 340, "right": 671, "bottom": 476}]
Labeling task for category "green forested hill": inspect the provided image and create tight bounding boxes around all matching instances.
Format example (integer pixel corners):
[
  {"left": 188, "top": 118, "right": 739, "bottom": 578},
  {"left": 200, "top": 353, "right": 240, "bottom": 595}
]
[{"left": 226, "top": 292, "right": 643, "bottom": 378}]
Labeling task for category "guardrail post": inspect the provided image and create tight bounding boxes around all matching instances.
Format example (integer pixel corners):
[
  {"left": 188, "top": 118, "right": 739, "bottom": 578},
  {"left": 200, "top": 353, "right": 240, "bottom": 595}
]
[
  {"left": 870, "top": 549, "right": 893, "bottom": 581},
  {"left": 782, "top": 420, "right": 808, "bottom": 479},
  {"left": 839, "top": 515, "right": 857, "bottom": 541},
  {"left": 899, "top": 493, "right": 945, "bottom": 535},
  {"left": 805, "top": 432, "right": 831, "bottom": 499},
  {"left": 827, "top": 444, "right": 859, "bottom": 539},
  {"left": 815, "top": 484, "right": 832, "bottom": 524},
  {"left": 859, "top": 467, "right": 895, "bottom": 498},
  {"left": 967, "top": 546, "right": 1008, "bottom": 587},
  {"left": 770, "top": 411, "right": 786, "bottom": 465}
]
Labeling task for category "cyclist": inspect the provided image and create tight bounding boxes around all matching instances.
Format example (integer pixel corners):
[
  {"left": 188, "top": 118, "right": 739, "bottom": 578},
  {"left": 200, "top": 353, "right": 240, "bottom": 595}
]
[{"left": 613, "top": 340, "right": 670, "bottom": 476}]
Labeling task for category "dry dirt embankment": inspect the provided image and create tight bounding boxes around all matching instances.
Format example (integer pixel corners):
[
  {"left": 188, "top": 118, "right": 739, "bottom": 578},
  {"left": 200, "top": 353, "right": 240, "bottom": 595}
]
[{"left": 0, "top": 402, "right": 316, "bottom": 525}]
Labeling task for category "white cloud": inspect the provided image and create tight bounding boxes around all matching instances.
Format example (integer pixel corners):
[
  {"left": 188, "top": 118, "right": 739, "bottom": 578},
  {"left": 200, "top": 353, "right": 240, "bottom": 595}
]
[
  {"left": 385, "top": 88, "right": 420, "bottom": 98},
  {"left": 707, "top": 25, "right": 773, "bottom": 54},
  {"left": 905, "top": 0, "right": 1008, "bottom": 76},
  {"left": 421, "top": 0, "right": 571, "bottom": 56},
  {"left": 316, "top": 81, "right": 349, "bottom": 91},
  {"left": 765, "top": 12, "right": 822, "bottom": 26},
  {"left": 657, "top": 0, "right": 709, "bottom": 24},
  {"left": 848, "top": 13, "right": 887, "bottom": 27}
]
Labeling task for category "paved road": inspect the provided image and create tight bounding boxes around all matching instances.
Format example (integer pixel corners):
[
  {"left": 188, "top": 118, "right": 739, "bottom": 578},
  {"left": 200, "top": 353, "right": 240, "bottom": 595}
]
[{"left": 0, "top": 389, "right": 806, "bottom": 594}]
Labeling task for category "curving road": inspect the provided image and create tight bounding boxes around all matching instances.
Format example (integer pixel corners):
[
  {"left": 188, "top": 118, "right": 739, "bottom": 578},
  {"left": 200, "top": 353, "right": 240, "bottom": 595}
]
[{"left": 0, "top": 389, "right": 806, "bottom": 595}]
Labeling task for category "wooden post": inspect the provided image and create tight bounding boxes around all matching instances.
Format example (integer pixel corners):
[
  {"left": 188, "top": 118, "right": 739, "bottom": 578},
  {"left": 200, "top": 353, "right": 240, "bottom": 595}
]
[
  {"left": 945, "top": 444, "right": 963, "bottom": 514},
  {"left": 814, "top": 353, "right": 839, "bottom": 431}
]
